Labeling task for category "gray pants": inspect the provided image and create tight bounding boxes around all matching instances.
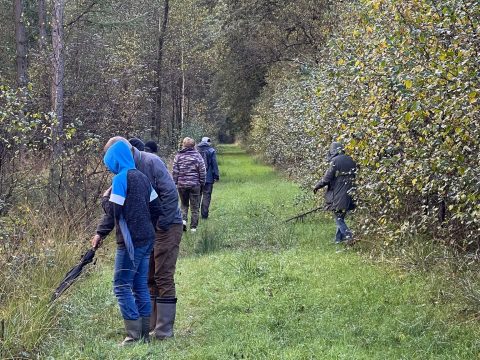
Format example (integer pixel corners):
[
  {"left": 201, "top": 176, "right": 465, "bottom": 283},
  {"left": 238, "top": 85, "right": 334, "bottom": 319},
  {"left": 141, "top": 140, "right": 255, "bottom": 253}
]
[
  {"left": 201, "top": 183, "right": 214, "bottom": 219},
  {"left": 178, "top": 186, "right": 201, "bottom": 228}
]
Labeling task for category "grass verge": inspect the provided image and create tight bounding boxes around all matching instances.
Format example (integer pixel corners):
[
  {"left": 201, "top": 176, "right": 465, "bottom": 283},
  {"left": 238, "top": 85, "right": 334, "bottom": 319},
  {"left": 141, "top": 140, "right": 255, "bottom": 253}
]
[{"left": 20, "top": 145, "right": 480, "bottom": 359}]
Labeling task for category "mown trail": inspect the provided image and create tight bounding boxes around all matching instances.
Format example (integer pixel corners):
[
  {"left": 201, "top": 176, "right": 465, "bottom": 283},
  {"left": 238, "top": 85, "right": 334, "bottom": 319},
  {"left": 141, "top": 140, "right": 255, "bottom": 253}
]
[{"left": 42, "top": 145, "right": 479, "bottom": 359}]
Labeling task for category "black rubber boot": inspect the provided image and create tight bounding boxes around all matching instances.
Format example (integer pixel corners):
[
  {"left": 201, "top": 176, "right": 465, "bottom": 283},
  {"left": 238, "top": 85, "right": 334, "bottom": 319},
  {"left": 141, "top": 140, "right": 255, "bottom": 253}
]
[
  {"left": 141, "top": 317, "right": 151, "bottom": 343},
  {"left": 120, "top": 319, "right": 142, "bottom": 346},
  {"left": 154, "top": 297, "right": 177, "bottom": 340}
]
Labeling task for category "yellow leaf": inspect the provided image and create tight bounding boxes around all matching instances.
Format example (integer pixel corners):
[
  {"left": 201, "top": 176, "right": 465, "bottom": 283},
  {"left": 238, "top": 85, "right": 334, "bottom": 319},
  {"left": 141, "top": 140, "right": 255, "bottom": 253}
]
[{"left": 404, "top": 79, "right": 413, "bottom": 89}]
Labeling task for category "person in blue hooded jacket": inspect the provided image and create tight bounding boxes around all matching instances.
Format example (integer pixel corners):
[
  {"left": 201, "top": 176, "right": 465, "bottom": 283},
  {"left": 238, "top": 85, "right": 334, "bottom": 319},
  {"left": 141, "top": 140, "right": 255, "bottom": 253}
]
[
  {"left": 196, "top": 137, "right": 220, "bottom": 219},
  {"left": 91, "top": 141, "right": 162, "bottom": 345}
]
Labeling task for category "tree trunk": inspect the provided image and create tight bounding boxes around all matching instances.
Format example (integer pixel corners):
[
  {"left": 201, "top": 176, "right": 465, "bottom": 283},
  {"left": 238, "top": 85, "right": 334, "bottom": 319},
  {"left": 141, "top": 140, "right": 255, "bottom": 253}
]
[
  {"left": 180, "top": 47, "right": 185, "bottom": 132},
  {"left": 14, "top": 0, "right": 28, "bottom": 87},
  {"left": 151, "top": 0, "right": 170, "bottom": 141},
  {"left": 38, "top": 0, "right": 47, "bottom": 50},
  {"left": 51, "top": 0, "right": 65, "bottom": 157}
]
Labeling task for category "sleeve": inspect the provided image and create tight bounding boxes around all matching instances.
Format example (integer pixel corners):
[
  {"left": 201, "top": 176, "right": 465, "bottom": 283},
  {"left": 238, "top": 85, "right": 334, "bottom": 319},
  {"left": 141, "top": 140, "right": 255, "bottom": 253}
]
[
  {"left": 315, "top": 162, "right": 337, "bottom": 189},
  {"left": 198, "top": 154, "right": 206, "bottom": 186},
  {"left": 211, "top": 150, "right": 220, "bottom": 181},
  {"left": 149, "top": 197, "right": 162, "bottom": 228},
  {"left": 172, "top": 154, "right": 179, "bottom": 184},
  {"left": 96, "top": 196, "right": 122, "bottom": 239},
  {"left": 153, "top": 160, "right": 180, "bottom": 231}
]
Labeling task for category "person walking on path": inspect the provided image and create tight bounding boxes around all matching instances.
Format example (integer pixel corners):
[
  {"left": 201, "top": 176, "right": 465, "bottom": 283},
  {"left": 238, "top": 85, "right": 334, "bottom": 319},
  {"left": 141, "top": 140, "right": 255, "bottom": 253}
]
[
  {"left": 196, "top": 137, "right": 220, "bottom": 219},
  {"left": 109, "top": 136, "right": 183, "bottom": 340},
  {"left": 313, "top": 142, "right": 357, "bottom": 244},
  {"left": 173, "top": 137, "right": 206, "bottom": 232},
  {"left": 91, "top": 140, "right": 161, "bottom": 345}
]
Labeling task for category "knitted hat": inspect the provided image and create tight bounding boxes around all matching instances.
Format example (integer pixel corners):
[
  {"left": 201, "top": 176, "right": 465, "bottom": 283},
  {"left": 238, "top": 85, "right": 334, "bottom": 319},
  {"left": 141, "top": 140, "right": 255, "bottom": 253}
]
[
  {"left": 128, "top": 137, "right": 145, "bottom": 152},
  {"left": 144, "top": 140, "right": 158, "bottom": 153}
]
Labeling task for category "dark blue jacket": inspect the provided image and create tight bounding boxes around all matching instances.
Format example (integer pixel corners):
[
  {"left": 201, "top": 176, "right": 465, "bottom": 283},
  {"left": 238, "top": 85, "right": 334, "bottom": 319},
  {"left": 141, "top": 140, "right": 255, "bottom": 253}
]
[
  {"left": 96, "top": 169, "right": 161, "bottom": 249},
  {"left": 132, "top": 148, "right": 183, "bottom": 230},
  {"left": 196, "top": 142, "right": 220, "bottom": 184}
]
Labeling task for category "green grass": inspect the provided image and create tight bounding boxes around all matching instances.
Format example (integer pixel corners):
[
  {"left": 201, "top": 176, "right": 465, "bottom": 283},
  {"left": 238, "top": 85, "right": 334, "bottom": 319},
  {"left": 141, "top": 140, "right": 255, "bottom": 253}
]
[{"left": 37, "top": 144, "right": 480, "bottom": 359}]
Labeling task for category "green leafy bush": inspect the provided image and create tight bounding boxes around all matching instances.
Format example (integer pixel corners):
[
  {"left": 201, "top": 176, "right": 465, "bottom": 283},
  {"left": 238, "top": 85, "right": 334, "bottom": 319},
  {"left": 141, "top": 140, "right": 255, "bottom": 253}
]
[{"left": 250, "top": 0, "right": 480, "bottom": 249}]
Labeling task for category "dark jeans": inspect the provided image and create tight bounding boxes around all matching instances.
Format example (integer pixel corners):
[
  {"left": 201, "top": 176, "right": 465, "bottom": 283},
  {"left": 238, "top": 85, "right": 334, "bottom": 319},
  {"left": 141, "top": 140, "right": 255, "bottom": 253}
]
[
  {"left": 178, "top": 186, "right": 201, "bottom": 228},
  {"left": 148, "top": 224, "right": 183, "bottom": 298},
  {"left": 113, "top": 242, "right": 153, "bottom": 320},
  {"left": 333, "top": 210, "right": 352, "bottom": 243},
  {"left": 201, "top": 183, "right": 214, "bottom": 219}
]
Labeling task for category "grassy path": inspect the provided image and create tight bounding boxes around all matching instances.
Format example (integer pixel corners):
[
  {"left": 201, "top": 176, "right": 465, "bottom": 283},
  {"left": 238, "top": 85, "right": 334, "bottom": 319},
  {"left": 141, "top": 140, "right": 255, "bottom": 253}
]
[{"left": 42, "top": 145, "right": 479, "bottom": 359}]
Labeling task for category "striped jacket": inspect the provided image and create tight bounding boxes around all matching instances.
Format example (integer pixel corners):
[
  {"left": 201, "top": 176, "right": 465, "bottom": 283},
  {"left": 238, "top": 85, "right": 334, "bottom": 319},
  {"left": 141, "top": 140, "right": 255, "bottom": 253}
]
[{"left": 172, "top": 147, "right": 206, "bottom": 188}]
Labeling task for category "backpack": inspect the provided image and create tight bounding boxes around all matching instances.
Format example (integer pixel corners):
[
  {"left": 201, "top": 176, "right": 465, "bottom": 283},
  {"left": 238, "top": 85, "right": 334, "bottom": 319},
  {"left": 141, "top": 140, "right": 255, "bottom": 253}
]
[{"left": 198, "top": 147, "right": 210, "bottom": 171}]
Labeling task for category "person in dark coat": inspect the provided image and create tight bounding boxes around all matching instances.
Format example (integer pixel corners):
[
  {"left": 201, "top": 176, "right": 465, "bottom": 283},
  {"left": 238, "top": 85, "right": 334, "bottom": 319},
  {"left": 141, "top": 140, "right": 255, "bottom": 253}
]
[
  {"left": 196, "top": 137, "right": 220, "bottom": 219},
  {"left": 313, "top": 142, "right": 357, "bottom": 244}
]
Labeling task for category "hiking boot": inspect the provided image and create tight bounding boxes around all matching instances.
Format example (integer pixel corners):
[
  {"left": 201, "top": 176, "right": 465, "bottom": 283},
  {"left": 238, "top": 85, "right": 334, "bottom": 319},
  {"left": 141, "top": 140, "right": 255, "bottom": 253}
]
[
  {"left": 182, "top": 220, "right": 187, "bottom": 232},
  {"left": 120, "top": 319, "right": 142, "bottom": 346},
  {"left": 154, "top": 297, "right": 177, "bottom": 340}
]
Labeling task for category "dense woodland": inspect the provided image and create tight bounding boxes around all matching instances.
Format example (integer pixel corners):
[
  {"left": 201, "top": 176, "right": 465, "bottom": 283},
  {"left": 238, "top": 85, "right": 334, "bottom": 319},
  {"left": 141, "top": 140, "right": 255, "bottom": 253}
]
[{"left": 0, "top": 0, "right": 479, "bottom": 356}]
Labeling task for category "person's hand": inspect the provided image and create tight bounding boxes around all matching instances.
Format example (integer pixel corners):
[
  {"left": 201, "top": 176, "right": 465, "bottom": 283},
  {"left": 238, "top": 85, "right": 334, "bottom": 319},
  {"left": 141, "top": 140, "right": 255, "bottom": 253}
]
[
  {"left": 91, "top": 234, "right": 102, "bottom": 249},
  {"left": 103, "top": 186, "right": 112, "bottom": 197}
]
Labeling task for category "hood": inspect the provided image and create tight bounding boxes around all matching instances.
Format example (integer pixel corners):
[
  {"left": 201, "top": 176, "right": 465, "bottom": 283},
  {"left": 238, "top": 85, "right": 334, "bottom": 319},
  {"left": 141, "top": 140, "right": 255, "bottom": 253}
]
[
  {"left": 328, "top": 142, "right": 344, "bottom": 160},
  {"left": 104, "top": 141, "right": 135, "bottom": 174},
  {"left": 179, "top": 147, "right": 195, "bottom": 153},
  {"left": 197, "top": 141, "right": 211, "bottom": 150}
]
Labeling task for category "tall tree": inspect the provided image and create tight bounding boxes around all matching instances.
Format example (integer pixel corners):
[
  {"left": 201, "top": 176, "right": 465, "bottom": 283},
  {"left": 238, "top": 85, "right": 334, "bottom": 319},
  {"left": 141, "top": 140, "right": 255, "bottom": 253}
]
[
  {"left": 14, "top": 0, "right": 28, "bottom": 87},
  {"left": 151, "top": 0, "right": 170, "bottom": 141},
  {"left": 38, "top": 0, "right": 47, "bottom": 50},
  {"left": 51, "top": 0, "right": 65, "bottom": 156}
]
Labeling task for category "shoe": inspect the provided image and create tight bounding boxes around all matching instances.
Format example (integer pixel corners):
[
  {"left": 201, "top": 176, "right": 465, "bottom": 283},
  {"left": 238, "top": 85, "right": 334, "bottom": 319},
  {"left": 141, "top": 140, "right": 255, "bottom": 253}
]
[
  {"left": 182, "top": 220, "right": 187, "bottom": 232},
  {"left": 190, "top": 228, "right": 197, "bottom": 233},
  {"left": 120, "top": 319, "right": 142, "bottom": 346},
  {"left": 154, "top": 297, "right": 177, "bottom": 340}
]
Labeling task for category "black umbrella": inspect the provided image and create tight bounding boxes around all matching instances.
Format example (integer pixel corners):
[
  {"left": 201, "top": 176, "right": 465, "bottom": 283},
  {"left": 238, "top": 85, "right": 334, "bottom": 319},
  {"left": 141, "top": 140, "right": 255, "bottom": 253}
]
[{"left": 51, "top": 248, "right": 97, "bottom": 301}]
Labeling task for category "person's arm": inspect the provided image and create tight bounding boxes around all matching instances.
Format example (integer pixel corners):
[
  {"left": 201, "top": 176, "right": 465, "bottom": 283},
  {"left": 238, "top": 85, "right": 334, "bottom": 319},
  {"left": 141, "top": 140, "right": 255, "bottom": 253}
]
[
  {"left": 211, "top": 150, "right": 220, "bottom": 181},
  {"left": 313, "top": 162, "right": 336, "bottom": 193},
  {"left": 152, "top": 159, "right": 180, "bottom": 230},
  {"left": 92, "top": 194, "right": 122, "bottom": 248},
  {"left": 148, "top": 187, "right": 162, "bottom": 227},
  {"left": 172, "top": 154, "right": 179, "bottom": 185},
  {"left": 198, "top": 154, "right": 206, "bottom": 186}
]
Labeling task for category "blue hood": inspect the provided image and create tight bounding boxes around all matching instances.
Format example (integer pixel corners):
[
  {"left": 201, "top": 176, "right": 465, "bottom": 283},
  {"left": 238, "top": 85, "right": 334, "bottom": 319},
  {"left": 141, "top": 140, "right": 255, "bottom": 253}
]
[{"left": 104, "top": 141, "right": 135, "bottom": 205}]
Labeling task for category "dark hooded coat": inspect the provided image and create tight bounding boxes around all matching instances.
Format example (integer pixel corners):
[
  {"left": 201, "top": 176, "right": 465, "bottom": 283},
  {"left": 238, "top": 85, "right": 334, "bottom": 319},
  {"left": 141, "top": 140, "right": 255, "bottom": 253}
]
[{"left": 315, "top": 142, "right": 357, "bottom": 211}]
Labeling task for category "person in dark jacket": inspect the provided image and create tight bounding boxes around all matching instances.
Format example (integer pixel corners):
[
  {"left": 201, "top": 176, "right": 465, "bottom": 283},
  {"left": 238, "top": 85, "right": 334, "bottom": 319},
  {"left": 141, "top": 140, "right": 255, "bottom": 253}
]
[
  {"left": 144, "top": 140, "right": 158, "bottom": 154},
  {"left": 196, "top": 137, "right": 220, "bottom": 219},
  {"left": 91, "top": 140, "right": 161, "bottom": 345},
  {"left": 173, "top": 137, "right": 206, "bottom": 232},
  {"left": 106, "top": 136, "right": 183, "bottom": 340},
  {"left": 313, "top": 142, "right": 357, "bottom": 244},
  {"left": 128, "top": 137, "right": 145, "bottom": 152}
]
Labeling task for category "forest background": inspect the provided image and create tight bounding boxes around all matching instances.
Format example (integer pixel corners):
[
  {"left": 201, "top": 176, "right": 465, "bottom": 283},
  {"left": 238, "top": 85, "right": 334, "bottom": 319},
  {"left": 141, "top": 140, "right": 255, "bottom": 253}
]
[{"left": 0, "top": 0, "right": 479, "bottom": 357}]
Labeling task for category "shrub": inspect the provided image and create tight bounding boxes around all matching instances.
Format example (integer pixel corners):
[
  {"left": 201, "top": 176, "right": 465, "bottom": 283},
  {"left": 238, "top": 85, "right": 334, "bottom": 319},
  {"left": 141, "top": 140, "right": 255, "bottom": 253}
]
[{"left": 249, "top": 0, "right": 480, "bottom": 250}]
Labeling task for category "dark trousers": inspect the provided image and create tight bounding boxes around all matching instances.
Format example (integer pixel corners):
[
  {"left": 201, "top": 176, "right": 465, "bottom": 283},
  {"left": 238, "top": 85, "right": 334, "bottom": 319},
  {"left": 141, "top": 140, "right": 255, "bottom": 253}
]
[
  {"left": 201, "top": 182, "right": 214, "bottom": 219},
  {"left": 148, "top": 224, "right": 183, "bottom": 298},
  {"left": 178, "top": 186, "right": 201, "bottom": 228},
  {"left": 333, "top": 210, "right": 352, "bottom": 243}
]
